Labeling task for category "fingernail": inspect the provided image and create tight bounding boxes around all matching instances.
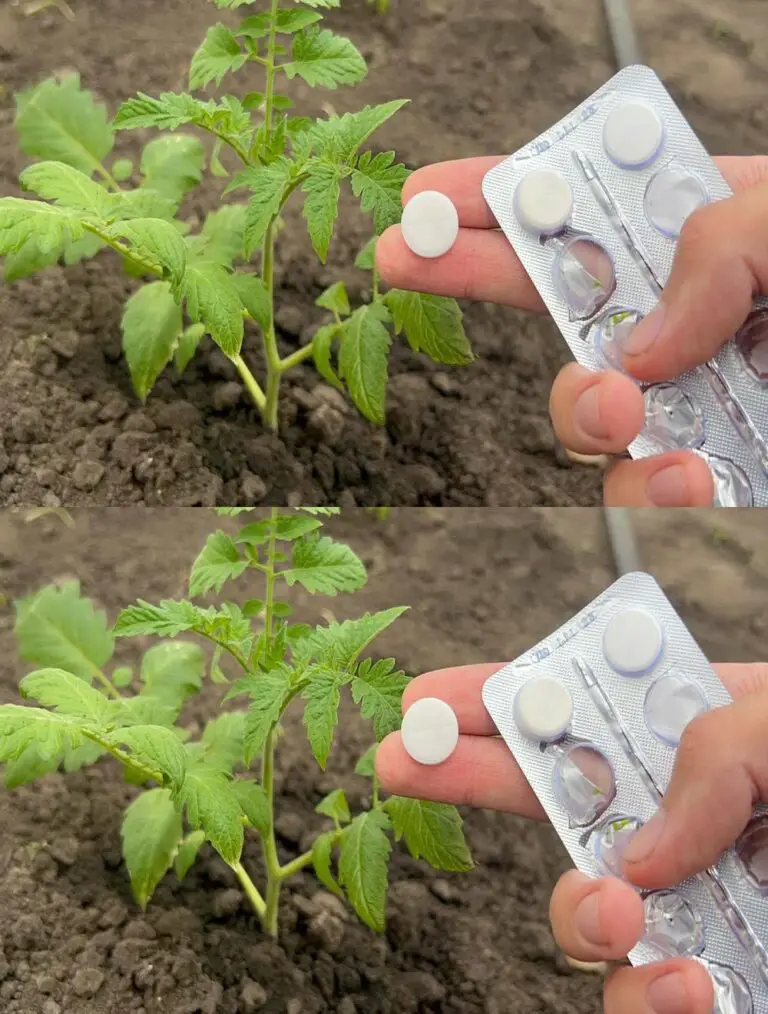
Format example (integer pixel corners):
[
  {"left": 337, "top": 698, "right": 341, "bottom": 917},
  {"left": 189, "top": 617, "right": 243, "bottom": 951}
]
[
  {"left": 647, "top": 972, "right": 689, "bottom": 1014},
  {"left": 646, "top": 465, "right": 689, "bottom": 507},
  {"left": 573, "top": 892, "right": 608, "bottom": 946},
  {"left": 622, "top": 303, "right": 666, "bottom": 358},
  {"left": 624, "top": 809, "right": 667, "bottom": 865},
  {"left": 573, "top": 385, "right": 609, "bottom": 441}
]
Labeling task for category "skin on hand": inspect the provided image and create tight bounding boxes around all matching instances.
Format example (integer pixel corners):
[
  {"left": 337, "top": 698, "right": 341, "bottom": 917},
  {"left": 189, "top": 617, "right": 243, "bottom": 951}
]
[
  {"left": 377, "top": 662, "right": 768, "bottom": 1014},
  {"left": 377, "top": 155, "right": 768, "bottom": 507}
]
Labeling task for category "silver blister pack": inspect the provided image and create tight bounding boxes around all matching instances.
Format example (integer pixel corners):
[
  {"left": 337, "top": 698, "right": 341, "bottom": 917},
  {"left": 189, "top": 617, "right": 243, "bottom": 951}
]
[
  {"left": 482, "top": 572, "right": 768, "bottom": 1014},
  {"left": 482, "top": 65, "right": 768, "bottom": 508}
]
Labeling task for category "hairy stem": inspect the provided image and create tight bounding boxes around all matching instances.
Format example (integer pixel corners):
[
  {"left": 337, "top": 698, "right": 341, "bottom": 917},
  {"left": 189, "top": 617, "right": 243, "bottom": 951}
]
[
  {"left": 82, "top": 731, "right": 160, "bottom": 783},
  {"left": 260, "top": 507, "right": 282, "bottom": 937},
  {"left": 278, "top": 341, "right": 315, "bottom": 373},
  {"left": 231, "top": 861, "right": 267, "bottom": 919},
  {"left": 83, "top": 224, "right": 160, "bottom": 277},
  {"left": 231, "top": 354, "right": 267, "bottom": 413}
]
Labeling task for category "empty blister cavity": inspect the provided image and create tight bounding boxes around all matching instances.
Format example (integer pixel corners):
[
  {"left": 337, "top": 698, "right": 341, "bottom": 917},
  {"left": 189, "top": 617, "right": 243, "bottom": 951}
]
[
  {"left": 400, "top": 191, "right": 459, "bottom": 259},
  {"left": 400, "top": 697, "right": 459, "bottom": 766},
  {"left": 602, "top": 101, "right": 665, "bottom": 169},
  {"left": 513, "top": 675, "right": 573, "bottom": 742},
  {"left": 593, "top": 815, "right": 644, "bottom": 878},
  {"left": 709, "top": 963, "right": 754, "bottom": 1014},
  {"left": 644, "top": 384, "right": 705, "bottom": 451},
  {"left": 645, "top": 165, "right": 708, "bottom": 239},
  {"left": 736, "top": 817, "right": 768, "bottom": 895},
  {"left": 736, "top": 310, "right": 768, "bottom": 387},
  {"left": 706, "top": 455, "right": 754, "bottom": 508},
  {"left": 602, "top": 607, "right": 664, "bottom": 676},
  {"left": 552, "top": 237, "right": 616, "bottom": 318},
  {"left": 644, "top": 670, "right": 709, "bottom": 747},
  {"left": 594, "top": 307, "right": 644, "bottom": 371},
  {"left": 553, "top": 744, "right": 615, "bottom": 825},
  {"left": 513, "top": 169, "right": 574, "bottom": 235},
  {"left": 643, "top": 890, "right": 705, "bottom": 957}
]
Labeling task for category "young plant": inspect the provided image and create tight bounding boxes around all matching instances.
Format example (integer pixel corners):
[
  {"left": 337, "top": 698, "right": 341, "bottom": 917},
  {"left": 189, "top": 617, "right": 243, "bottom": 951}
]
[
  {"left": 0, "top": 507, "right": 472, "bottom": 937},
  {"left": 0, "top": 0, "right": 472, "bottom": 432}
]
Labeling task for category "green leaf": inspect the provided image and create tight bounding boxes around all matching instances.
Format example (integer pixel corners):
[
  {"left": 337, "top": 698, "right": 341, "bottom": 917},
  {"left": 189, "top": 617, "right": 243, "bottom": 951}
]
[
  {"left": 354, "top": 743, "right": 377, "bottom": 777},
  {"left": 243, "top": 671, "right": 292, "bottom": 764},
  {"left": 232, "top": 779, "right": 270, "bottom": 835},
  {"left": 112, "top": 158, "right": 134, "bottom": 182},
  {"left": 298, "top": 607, "right": 408, "bottom": 670},
  {"left": 140, "top": 641, "right": 205, "bottom": 711},
  {"left": 385, "top": 290, "right": 473, "bottom": 366},
  {"left": 116, "top": 695, "right": 179, "bottom": 730},
  {"left": 312, "top": 324, "right": 343, "bottom": 391},
  {"left": 293, "top": 0, "right": 340, "bottom": 7},
  {"left": 283, "top": 534, "right": 366, "bottom": 596},
  {"left": 189, "top": 532, "right": 248, "bottom": 597},
  {"left": 122, "top": 788, "right": 184, "bottom": 909},
  {"left": 301, "top": 161, "right": 342, "bottom": 263},
  {"left": 174, "top": 763, "right": 244, "bottom": 864},
  {"left": 273, "top": 514, "right": 323, "bottom": 541},
  {"left": 109, "top": 725, "right": 188, "bottom": 786},
  {"left": 174, "top": 829, "right": 206, "bottom": 881},
  {"left": 0, "top": 705, "right": 85, "bottom": 763},
  {"left": 355, "top": 236, "right": 376, "bottom": 270},
  {"left": 189, "top": 25, "right": 247, "bottom": 90},
  {"left": 338, "top": 303, "right": 391, "bottom": 425},
  {"left": 302, "top": 673, "right": 340, "bottom": 769},
  {"left": 141, "top": 134, "right": 205, "bottom": 203},
  {"left": 109, "top": 187, "right": 178, "bottom": 223},
  {"left": 338, "top": 810, "right": 391, "bottom": 932},
  {"left": 315, "top": 787, "right": 350, "bottom": 823},
  {"left": 0, "top": 198, "right": 85, "bottom": 265},
  {"left": 115, "top": 599, "right": 209, "bottom": 637},
  {"left": 316, "top": 281, "right": 350, "bottom": 317},
  {"left": 212, "top": 0, "right": 262, "bottom": 7},
  {"left": 229, "top": 158, "right": 293, "bottom": 258},
  {"left": 20, "top": 668, "right": 113, "bottom": 725},
  {"left": 19, "top": 161, "right": 112, "bottom": 217},
  {"left": 116, "top": 91, "right": 215, "bottom": 131},
  {"left": 351, "top": 658, "right": 408, "bottom": 740},
  {"left": 107, "top": 218, "right": 186, "bottom": 286},
  {"left": 312, "top": 100, "right": 408, "bottom": 161},
  {"left": 175, "top": 322, "right": 206, "bottom": 374},
  {"left": 242, "top": 599, "right": 265, "bottom": 617},
  {"left": 15, "top": 581, "right": 114, "bottom": 684},
  {"left": 3, "top": 745, "right": 60, "bottom": 789},
  {"left": 121, "top": 281, "right": 183, "bottom": 402},
  {"left": 350, "top": 150, "right": 409, "bottom": 233},
  {"left": 284, "top": 28, "right": 366, "bottom": 88},
  {"left": 199, "top": 711, "right": 246, "bottom": 774},
  {"left": 113, "top": 667, "right": 134, "bottom": 688},
  {"left": 312, "top": 830, "right": 343, "bottom": 897},
  {"left": 231, "top": 273, "right": 270, "bottom": 331},
  {"left": 62, "top": 739, "right": 104, "bottom": 772},
  {"left": 384, "top": 797, "right": 473, "bottom": 872},
  {"left": 181, "top": 262, "right": 245, "bottom": 357},
  {"left": 15, "top": 74, "right": 114, "bottom": 175},
  {"left": 187, "top": 204, "right": 246, "bottom": 268},
  {"left": 237, "top": 8, "right": 321, "bottom": 36},
  {"left": 296, "top": 507, "right": 341, "bottom": 515}
]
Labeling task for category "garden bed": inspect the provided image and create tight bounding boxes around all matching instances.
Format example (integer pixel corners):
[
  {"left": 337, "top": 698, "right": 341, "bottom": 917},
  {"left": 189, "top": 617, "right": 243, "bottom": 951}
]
[
  {"left": 0, "top": 506, "right": 766, "bottom": 1013},
  {"left": 0, "top": 0, "right": 766, "bottom": 507}
]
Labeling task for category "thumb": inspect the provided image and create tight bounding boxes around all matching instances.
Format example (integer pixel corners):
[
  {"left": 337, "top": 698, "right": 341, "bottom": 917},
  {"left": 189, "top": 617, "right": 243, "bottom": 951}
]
[
  {"left": 620, "top": 181, "right": 768, "bottom": 381},
  {"left": 622, "top": 690, "right": 768, "bottom": 889}
]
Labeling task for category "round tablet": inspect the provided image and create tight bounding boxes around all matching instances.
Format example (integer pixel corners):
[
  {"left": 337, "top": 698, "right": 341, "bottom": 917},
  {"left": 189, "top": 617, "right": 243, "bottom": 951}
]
[
  {"left": 513, "top": 169, "right": 574, "bottom": 235},
  {"left": 401, "top": 697, "right": 459, "bottom": 766},
  {"left": 603, "top": 102, "right": 665, "bottom": 169},
  {"left": 401, "top": 191, "right": 459, "bottom": 259},
  {"left": 602, "top": 608, "right": 664, "bottom": 676},
  {"left": 513, "top": 675, "right": 573, "bottom": 742}
]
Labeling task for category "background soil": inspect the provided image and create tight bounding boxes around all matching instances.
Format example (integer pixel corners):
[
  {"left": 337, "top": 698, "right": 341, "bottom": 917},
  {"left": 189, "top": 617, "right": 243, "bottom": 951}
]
[
  {"left": 1, "top": 0, "right": 767, "bottom": 506},
  {"left": 0, "top": 506, "right": 766, "bottom": 1014}
]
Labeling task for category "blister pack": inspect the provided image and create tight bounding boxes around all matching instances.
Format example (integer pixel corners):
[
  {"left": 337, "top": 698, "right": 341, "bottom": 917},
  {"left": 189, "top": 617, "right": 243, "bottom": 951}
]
[
  {"left": 482, "top": 65, "right": 768, "bottom": 508},
  {"left": 482, "top": 572, "right": 768, "bottom": 1014}
]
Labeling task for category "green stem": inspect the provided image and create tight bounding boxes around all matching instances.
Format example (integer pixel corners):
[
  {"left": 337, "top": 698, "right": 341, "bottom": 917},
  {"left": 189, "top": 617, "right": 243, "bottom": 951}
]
[
  {"left": 264, "top": 0, "right": 280, "bottom": 137},
  {"left": 278, "top": 341, "right": 315, "bottom": 373},
  {"left": 82, "top": 731, "right": 160, "bottom": 783},
  {"left": 261, "top": 508, "right": 282, "bottom": 937},
  {"left": 231, "top": 861, "right": 267, "bottom": 919},
  {"left": 372, "top": 772, "right": 381, "bottom": 808},
  {"left": 278, "top": 849, "right": 315, "bottom": 880},
  {"left": 83, "top": 223, "right": 160, "bottom": 276},
  {"left": 372, "top": 263, "right": 381, "bottom": 302},
  {"left": 95, "top": 163, "right": 121, "bottom": 193},
  {"left": 92, "top": 667, "right": 122, "bottom": 701},
  {"left": 231, "top": 354, "right": 267, "bottom": 413}
]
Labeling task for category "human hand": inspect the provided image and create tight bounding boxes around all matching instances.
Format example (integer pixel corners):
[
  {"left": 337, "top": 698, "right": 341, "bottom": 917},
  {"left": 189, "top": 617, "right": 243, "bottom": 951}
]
[
  {"left": 377, "top": 662, "right": 768, "bottom": 1013},
  {"left": 376, "top": 156, "right": 768, "bottom": 507}
]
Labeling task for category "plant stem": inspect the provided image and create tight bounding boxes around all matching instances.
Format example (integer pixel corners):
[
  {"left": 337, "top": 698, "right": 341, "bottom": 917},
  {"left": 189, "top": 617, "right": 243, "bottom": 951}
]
[
  {"left": 372, "top": 771, "right": 381, "bottom": 808},
  {"left": 231, "top": 354, "right": 267, "bottom": 413},
  {"left": 93, "top": 668, "right": 122, "bottom": 701},
  {"left": 278, "top": 849, "right": 315, "bottom": 880},
  {"left": 278, "top": 341, "right": 315, "bottom": 373},
  {"left": 372, "top": 262, "right": 381, "bottom": 302},
  {"left": 231, "top": 861, "right": 267, "bottom": 919},
  {"left": 83, "top": 731, "right": 160, "bottom": 783}
]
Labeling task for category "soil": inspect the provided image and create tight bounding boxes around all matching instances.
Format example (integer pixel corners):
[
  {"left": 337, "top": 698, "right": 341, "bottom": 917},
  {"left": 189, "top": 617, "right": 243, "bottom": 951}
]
[
  {"left": 0, "top": 506, "right": 766, "bottom": 1014},
  {"left": 1, "top": 0, "right": 767, "bottom": 506}
]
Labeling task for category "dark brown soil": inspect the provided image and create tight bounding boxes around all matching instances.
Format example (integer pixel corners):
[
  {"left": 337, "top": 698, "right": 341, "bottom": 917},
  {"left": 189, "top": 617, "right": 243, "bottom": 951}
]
[
  {"left": 0, "top": 506, "right": 766, "bottom": 1014},
  {"left": 1, "top": 0, "right": 767, "bottom": 506}
]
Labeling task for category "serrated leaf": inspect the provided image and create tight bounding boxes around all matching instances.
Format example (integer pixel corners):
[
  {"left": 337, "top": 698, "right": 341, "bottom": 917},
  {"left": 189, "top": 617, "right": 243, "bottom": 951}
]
[
  {"left": 62, "top": 739, "right": 104, "bottom": 772},
  {"left": 315, "top": 787, "right": 350, "bottom": 823},
  {"left": 351, "top": 150, "right": 409, "bottom": 233},
  {"left": 175, "top": 322, "right": 206, "bottom": 374},
  {"left": 122, "top": 788, "right": 184, "bottom": 909},
  {"left": 354, "top": 743, "right": 377, "bottom": 777},
  {"left": 107, "top": 218, "right": 186, "bottom": 286},
  {"left": 312, "top": 324, "right": 343, "bottom": 391},
  {"left": 385, "top": 797, "right": 473, "bottom": 872},
  {"left": 187, "top": 204, "right": 246, "bottom": 268},
  {"left": 237, "top": 8, "right": 321, "bottom": 37},
  {"left": 115, "top": 599, "right": 209, "bottom": 637},
  {"left": 338, "top": 303, "right": 391, "bottom": 425},
  {"left": 181, "top": 262, "right": 245, "bottom": 357},
  {"left": 351, "top": 658, "right": 408, "bottom": 740},
  {"left": 174, "top": 763, "right": 244, "bottom": 864},
  {"left": 285, "top": 28, "right": 366, "bottom": 89},
  {"left": 293, "top": 0, "right": 340, "bottom": 7},
  {"left": 116, "top": 92, "right": 215, "bottom": 131},
  {"left": 231, "top": 273, "right": 270, "bottom": 331},
  {"left": 312, "top": 830, "right": 343, "bottom": 896},
  {"left": 116, "top": 695, "right": 179, "bottom": 730},
  {"left": 141, "top": 134, "right": 205, "bottom": 204},
  {"left": 229, "top": 158, "right": 293, "bottom": 258},
  {"left": 189, "top": 24, "right": 247, "bottom": 91},
  {"left": 3, "top": 744, "right": 60, "bottom": 789},
  {"left": 199, "top": 711, "right": 246, "bottom": 774},
  {"left": 109, "top": 187, "right": 179, "bottom": 223},
  {"left": 174, "top": 829, "right": 206, "bottom": 881},
  {"left": 315, "top": 281, "right": 350, "bottom": 317},
  {"left": 15, "top": 74, "right": 114, "bottom": 176},
  {"left": 0, "top": 705, "right": 85, "bottom": 763},
  {"left": 312, "top": 100, "right": 408, "bottom": 161},
  {"left": 121, "top": 281, "right": 183, "bottom": 401},
  {"left": 385, "top": 290, "right": 473, "bottom": 366},
  {"left": 140, "top": 641, "right": 205, "bottom": 712},
  {"left": 296, "top": 607, "right": 408, "bottom": 670},
  {"left": 109, "top": 725, "right": 188, "bottom": 786},
  {"left": 243, "top": 671, "right": 292, "bottom": 764},
  {"left": 273, "top": 514, "right": 323, "bottom": 541},
  {"left": 15, "top": 581, "right": 114, "bottom": 684},
  {"left": 296, "top": 507, "right": 340, "bottom": 515},
  {"left": 283, "top": 534, "right": 366, "bottom": 596},
  {"left": 0, "top": 198, "right": 85, "bottom": 263},
  {"left": 302, "top": 673, "right": 340, "bottom": 769},
  {"left": 232, "top": 779, "right": 270, "bottom": 835},
  {"left": 189, "top": 532, "right": 248, "bottom": 597},
  {"left": 19, "top": 668, "right": 113, "bottom": 725},
  {"left": 301, "top": 161, "right": 342, "bottom": 263},
  {"left": 20, "top": 161, "right": 113, "bottom": 217},
  {"left": 339, "top": 810, "right": 391, "bottom": 932},
  {"left": 355, "top": 236, "right": 376, "bottom": 270}
]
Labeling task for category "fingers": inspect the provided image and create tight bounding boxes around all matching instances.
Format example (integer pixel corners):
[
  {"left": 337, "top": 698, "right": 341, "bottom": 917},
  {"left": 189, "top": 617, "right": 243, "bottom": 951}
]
[
  {"left": 623, "top": 690, "right": 768, "bottom": 889},
  {"left": 549, "top": 363, "right": 645, "bottom": 454},
  {"left": 603, "top": 453, "right": 715, "bottom": 507},
  {"left": 549, "top": 870, "right": 644, "bottom": 962},
  {"left": 401, "top": 663, "right": 502, "bottom": 735},
  {"left": 400, "top": 156, "right": 503, "bottom": 229},
  {"left": 604, "top": 961, "right": 714, "bottom": 1014}
]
